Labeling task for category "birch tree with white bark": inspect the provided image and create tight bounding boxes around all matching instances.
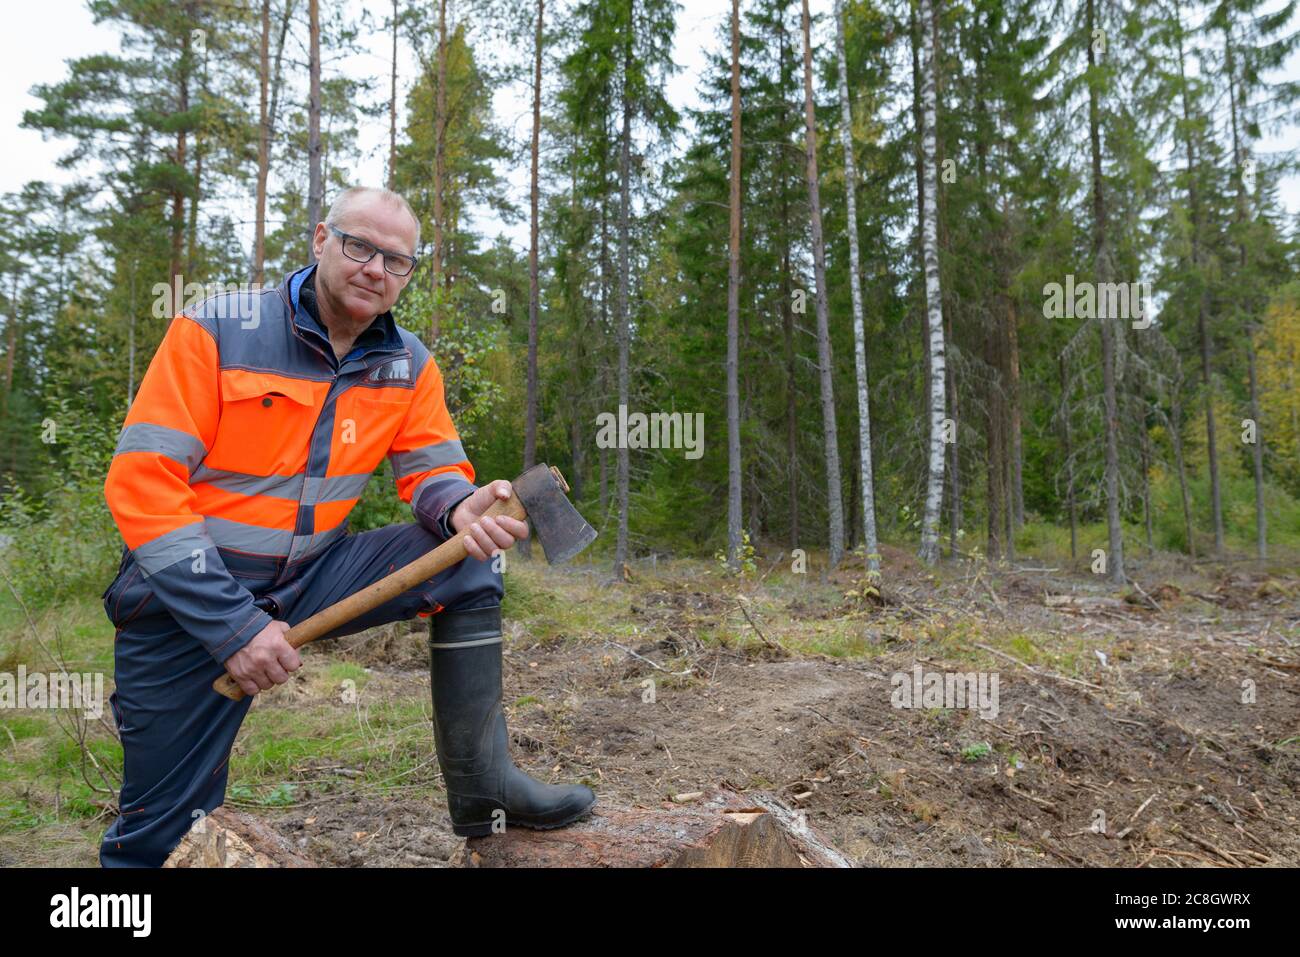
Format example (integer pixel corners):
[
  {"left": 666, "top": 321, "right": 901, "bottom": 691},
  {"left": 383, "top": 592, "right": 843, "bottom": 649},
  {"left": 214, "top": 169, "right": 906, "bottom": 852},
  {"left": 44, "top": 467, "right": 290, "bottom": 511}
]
[
  {"left": 833, "top": 0, "right": 879, "bottom": 574},
  {"left": 916, "top": 0, "right": 947, "bottom": 565}
]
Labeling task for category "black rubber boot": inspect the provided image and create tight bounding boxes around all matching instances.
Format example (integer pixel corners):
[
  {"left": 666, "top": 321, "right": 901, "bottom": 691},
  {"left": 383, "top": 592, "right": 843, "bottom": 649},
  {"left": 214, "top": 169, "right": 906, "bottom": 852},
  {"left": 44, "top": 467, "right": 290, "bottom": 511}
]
[{"left": 428, "top": 605, "right": 596, "bottom": 837}]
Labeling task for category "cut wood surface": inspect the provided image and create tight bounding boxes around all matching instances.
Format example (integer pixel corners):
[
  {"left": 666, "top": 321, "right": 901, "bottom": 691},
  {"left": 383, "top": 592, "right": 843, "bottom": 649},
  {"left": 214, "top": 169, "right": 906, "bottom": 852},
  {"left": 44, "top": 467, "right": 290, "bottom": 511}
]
[
  {"left": 163, "top": 806, "right": 315, "bottom": 868},
  {"left": 1043, "top": 595, "right": 1127, "bottom": 612},
  {"left": 449, "top": 789, "right": 853, "bottom": 868}
]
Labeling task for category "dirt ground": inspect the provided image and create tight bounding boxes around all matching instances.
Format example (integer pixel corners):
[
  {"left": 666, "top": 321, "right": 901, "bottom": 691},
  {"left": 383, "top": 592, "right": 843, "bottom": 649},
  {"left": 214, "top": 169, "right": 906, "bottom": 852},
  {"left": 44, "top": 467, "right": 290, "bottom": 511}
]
[{"left": 236, "top": 547, "right": 1299, "bottom": 868}]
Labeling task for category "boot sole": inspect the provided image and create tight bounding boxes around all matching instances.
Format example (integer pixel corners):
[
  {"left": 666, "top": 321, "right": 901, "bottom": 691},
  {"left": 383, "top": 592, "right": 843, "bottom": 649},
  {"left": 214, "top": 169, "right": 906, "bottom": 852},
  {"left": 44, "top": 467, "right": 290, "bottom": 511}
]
[{"left": 451, "top": 796, "right": 598, "bottom": 838}]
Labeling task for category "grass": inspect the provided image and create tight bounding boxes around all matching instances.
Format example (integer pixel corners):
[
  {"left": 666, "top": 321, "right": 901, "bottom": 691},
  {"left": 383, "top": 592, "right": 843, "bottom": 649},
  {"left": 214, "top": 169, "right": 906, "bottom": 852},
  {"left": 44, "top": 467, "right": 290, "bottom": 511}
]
[
  {"left": 1, "top": 519, "right": 1295, "bottom": 866},
  {"left": 1012, "top": 473, "right": 1300, "bottom": 568},
  {"left": 0, "top": 593, "right": 122, "bottom": 859},
  {"left": 961, "top": 741, "right": 993, "bottom": 762}
]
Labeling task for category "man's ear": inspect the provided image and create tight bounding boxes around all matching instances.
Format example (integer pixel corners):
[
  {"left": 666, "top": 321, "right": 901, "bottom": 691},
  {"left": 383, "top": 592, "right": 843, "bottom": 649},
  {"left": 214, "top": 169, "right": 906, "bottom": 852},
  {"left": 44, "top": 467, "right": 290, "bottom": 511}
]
[{"left": 311, "top": 222, "right": 327, "bottom": 260}]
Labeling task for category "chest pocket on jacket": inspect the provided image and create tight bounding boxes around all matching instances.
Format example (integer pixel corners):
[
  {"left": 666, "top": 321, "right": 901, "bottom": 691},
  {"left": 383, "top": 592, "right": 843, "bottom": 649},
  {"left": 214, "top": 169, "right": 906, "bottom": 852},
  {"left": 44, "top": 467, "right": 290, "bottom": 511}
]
[
  {"left": 211, "top": 372, "right": 320, "bottom": 475},
  {"left": 335, "top": 383, "right": 411, "bottom": 468},
  {"left": 347, "top": 357, "right": 414, "bottom": 427}
]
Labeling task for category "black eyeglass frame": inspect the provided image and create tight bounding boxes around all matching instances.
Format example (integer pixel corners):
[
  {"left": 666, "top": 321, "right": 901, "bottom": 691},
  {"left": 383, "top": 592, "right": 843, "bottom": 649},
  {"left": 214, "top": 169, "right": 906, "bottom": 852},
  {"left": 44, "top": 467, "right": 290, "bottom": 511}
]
[{"left": 328, "top": 224, "right": 419, "bottom": 277}]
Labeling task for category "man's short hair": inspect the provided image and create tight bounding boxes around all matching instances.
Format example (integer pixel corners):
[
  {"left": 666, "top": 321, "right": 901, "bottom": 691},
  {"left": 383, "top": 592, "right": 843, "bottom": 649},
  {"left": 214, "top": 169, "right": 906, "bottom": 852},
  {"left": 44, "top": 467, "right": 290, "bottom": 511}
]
[{"left": 324, "top": 186, "right": 421, "bottom": 254}]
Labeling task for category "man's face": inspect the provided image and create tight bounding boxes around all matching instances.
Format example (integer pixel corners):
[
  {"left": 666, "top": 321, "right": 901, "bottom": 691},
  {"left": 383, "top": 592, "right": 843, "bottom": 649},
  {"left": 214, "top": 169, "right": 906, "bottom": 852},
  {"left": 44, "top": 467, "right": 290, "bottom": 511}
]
[{"left": 310, "top": 197, "right": 419, "bottom": 324}]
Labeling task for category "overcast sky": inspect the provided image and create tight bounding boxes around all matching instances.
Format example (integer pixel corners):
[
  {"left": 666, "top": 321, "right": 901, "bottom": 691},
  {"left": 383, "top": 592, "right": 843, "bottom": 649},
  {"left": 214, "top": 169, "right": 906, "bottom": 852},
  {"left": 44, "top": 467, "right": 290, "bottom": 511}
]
[{"left": 3, "top": 0, "right": 1297, "bottom": 263}]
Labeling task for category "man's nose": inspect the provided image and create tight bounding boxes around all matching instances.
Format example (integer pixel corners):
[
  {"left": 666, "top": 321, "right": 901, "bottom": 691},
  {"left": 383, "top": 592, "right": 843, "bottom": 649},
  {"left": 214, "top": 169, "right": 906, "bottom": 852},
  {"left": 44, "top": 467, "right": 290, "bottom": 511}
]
[{"left": 362, "top": 254, "right": 387, "bottom": 281}]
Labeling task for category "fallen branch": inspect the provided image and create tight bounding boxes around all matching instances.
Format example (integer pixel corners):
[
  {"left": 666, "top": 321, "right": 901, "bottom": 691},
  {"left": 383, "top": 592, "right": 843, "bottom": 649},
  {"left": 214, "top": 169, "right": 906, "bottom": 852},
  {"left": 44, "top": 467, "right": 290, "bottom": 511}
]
[
  {"left": 1156, "top": 848, "right": 1224, "bottom": 866},
  {"left": 734, "top": 596, "right": 786, "bottom": 653},
  {"left": 603, "top": 640, "right": 695, "bottom": 677},
  {"left": 1180, "top": 831, "right": 1245, "bottom": 868},
  {"left": 970, "top": 641, "right": 1105, "bottom": 692},
  {"left": 1126, "top": 579, "right": 1164, "bottom": 613}
]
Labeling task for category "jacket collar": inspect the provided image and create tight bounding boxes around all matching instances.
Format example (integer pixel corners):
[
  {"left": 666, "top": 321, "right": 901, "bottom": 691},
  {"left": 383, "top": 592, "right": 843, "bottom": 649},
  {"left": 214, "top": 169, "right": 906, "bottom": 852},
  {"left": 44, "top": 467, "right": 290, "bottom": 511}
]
[{"left": 283, "top": 263, "right": 405, "bottom": 358}]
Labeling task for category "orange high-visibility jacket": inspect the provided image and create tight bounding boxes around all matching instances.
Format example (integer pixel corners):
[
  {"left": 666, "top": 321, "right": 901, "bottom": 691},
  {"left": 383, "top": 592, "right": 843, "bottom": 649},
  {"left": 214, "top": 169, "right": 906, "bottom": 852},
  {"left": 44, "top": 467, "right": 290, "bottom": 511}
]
[{"left": 103, "top": 263, "right": 478, "bottom": 664}]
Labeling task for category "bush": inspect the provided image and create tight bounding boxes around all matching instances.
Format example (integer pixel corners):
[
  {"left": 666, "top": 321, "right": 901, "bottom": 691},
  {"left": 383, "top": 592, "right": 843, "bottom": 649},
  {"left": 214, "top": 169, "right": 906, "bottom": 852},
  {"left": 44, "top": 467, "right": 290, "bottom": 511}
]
[
  {"left": 0, "top": 391, "right": 122, "bottom": 611},
  {"left": 348, "top": 460, "right": 411, "bottom": 533}
]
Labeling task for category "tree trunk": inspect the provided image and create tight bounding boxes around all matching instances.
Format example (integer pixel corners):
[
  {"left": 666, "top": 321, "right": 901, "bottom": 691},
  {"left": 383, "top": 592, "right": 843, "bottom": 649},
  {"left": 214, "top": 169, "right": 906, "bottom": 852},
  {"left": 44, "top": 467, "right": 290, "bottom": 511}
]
[
  {"left": 430, "top": 0, "right": 449, "bottom": 343},
  {"left": 916, "top": 0, "right": 947, "bottom": 565},
  {"left": 1088, "top": 0, "right": 1124, "bottom": 584},
  {"left": 779, "top": 20, "right": 799, "bottom": 551},
  {"left": 267, "top": 1, "right": 294, "bottom": 175},
  {"left": 188, "top": 28, "right": 207, "bottom": 278},
  {"left": 1096, "top": 242, "right": 1123, "bottom": 582},
  {"left": 127, "top": 260, "right": 137, "bottom": 406},
  {"left": 946, "top": 308, "right": 960, "bottom": 556},
  {"left": 388, "top": 0, "right": 399, "bottom": 190},
  {"left": 1007, "top": 297, "right": 1024, "bottom": 529},
  {"left": 3, "top": 280, "right": 17, "bottom": 405},
  {"left": 254, "top": 0, "right": 270, "bottom": 283},
  {"left": 598, "top": 121, "right": 612, "bottom": 514},
  {"left": 1171, "top": 367, "right": 1196, "bottom": 557},
  {"left": 599, "top": 440, "right": 609, "bottom": 517},
  {"left": 307, "top": 0, "right": 322, "bottom": 263},
  {"left": 834, "top": 0, "right": 879, "bottom": 573},
  {"left": 1172, "top": 1, "right": 1223, "bottom": 557},
  {"left": 1225, "top": 27, "right": 1266, "bottom": 561},
  {"left": 1059, "top": 354, "right": 1078, "bottom": 559},
  {"left": 597, "top": 129, "right": 612, "bottom": 522},
  {"left": 614, "top": 0, "right": 633, "bottom": 580},
  {"left": 986, "top": 298, "right": 1005, "bottom": 561},
  {"left": 910, "top": 3, "right": 930, "bottom": 431},
  {"left": 1002, "top": 296, "right": 1016, "bottom": 562},
  {"left": 521, "top": 0, "right": 545, "bottom": 562},
  {"left": 726, "top": 0, "right": 744, "bottom": 571},
  {"left": 782, "top": 252, "right": 799, "bottom": 551},
  {"left": 1247, "top": 335, "right": 1266, "bottom": 558},
  {"left": 800, "top": 0, "right": 845, "bottom": 570},
  {"left": 569, "top": 145, "right": 586, "bottom": 504},
  {"left": 171, "top": 23, "right": 191, "bottom": 300},
  {"left": 1140, "top": 420, "right": 1154, "bottom": 555}
]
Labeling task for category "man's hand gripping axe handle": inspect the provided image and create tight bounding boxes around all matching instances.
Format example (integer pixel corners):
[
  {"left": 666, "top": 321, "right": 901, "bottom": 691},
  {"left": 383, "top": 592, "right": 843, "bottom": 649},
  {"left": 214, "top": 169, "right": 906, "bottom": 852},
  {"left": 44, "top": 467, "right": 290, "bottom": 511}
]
[{"left": 211, "top": 464, "right": 593, "bottom": 701}]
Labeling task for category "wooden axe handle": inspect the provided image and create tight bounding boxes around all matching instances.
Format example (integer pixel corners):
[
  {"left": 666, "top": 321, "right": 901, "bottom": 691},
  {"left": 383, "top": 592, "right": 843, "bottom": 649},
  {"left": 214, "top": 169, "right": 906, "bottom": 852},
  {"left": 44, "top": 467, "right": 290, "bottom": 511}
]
[{"left": 212, "top": 489, "right": 527, "bottom": 702}]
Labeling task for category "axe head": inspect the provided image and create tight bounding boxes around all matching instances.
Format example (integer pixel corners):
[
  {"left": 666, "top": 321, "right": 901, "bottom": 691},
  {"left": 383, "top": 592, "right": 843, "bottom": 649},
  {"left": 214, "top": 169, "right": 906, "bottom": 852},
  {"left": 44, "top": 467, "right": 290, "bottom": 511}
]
[{"left": 512, "top": 463, "right": 597, "bottom": 564}]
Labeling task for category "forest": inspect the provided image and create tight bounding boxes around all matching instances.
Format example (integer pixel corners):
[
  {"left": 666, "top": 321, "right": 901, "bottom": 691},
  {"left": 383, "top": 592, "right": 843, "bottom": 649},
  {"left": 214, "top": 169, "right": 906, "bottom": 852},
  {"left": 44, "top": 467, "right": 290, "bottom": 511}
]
[{"left": 1, "top": 0, "right": 1298, "bottom": 594}]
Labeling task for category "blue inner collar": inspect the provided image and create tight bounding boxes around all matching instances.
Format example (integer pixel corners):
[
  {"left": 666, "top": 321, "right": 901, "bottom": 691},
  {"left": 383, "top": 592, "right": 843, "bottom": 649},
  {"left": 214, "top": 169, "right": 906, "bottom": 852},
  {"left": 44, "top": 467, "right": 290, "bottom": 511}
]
[{"left": 287, "top": 264, "right": 403, "bottom": 364}]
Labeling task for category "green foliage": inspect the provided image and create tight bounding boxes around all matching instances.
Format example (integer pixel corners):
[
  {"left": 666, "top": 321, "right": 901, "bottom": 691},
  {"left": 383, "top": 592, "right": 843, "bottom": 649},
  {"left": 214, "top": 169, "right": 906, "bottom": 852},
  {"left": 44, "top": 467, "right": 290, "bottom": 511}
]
[
  {"left": 226, "top": 782, "right": 299, "bottom": 808},
  {"left": 392, "top": 283, "right": 506, "bottom": 454},
  {"left": 1149, "top": 471, "right": 1300, "bottom": 555},
  {"left": 0, "top": 386, "right": 122, "bottom": 608},
  {"left": 347, "top": 460, "right": 410, "bottom": 534},
  {"left": 961, "top": 741, "right": 993, "bottom": 762},
  {"left": 715, "top": 529, "right": 758, "bottom": 575}
]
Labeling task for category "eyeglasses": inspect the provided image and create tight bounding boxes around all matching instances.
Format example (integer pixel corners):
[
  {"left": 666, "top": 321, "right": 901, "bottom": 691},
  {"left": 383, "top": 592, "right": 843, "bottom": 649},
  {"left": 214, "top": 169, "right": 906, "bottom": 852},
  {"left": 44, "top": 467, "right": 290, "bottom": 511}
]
[{"left": 328, "top": 224, "right": 419, "bottom": 277}]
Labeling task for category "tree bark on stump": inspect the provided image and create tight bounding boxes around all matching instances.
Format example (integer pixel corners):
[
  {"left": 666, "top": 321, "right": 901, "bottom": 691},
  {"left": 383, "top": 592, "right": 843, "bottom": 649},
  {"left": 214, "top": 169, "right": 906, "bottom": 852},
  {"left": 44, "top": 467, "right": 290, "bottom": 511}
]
[
  {"left": 164, "top": 806, "right": 315, "bottom": 868},
  {"left": 449, "top": 790, "right": 852, "bottom": 868}
]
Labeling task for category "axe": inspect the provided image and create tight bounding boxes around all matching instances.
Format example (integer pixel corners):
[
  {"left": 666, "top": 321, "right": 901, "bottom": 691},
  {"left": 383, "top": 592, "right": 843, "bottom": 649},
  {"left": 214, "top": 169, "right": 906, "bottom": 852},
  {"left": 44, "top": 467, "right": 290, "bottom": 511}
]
[{"left": 212, "top": 463, "right": 596, "bottom": 701}]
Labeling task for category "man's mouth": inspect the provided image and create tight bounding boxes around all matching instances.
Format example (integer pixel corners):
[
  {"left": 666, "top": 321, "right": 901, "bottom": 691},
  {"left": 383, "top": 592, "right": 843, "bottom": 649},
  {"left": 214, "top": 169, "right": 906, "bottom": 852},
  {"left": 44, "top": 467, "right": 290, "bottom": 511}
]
[{"left": 350, "top": 283, "right": 382, "bottom": 298}]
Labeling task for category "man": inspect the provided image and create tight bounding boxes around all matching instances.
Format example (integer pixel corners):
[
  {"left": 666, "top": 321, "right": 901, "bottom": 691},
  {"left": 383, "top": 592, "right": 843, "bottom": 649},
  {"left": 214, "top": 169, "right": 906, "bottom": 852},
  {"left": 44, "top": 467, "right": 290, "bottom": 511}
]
[{"left": 100, "top": 186, "right": 595, "bottom": 867}]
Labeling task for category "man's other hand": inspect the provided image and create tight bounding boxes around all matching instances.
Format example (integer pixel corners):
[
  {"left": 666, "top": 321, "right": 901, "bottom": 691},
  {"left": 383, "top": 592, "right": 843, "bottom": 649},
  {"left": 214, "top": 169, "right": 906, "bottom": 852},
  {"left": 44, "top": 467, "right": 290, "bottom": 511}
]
[
  {"left": 450, "top": 479, "right": 530, "bottom": 561},
  {"left": 225, "top": 620, "right": 300, "bottom": 697}
]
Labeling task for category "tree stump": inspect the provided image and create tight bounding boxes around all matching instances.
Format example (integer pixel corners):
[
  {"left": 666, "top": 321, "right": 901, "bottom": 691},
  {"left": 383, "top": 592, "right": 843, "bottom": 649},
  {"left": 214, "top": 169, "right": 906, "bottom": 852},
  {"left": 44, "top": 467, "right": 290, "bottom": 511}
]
[
  {"left": 448, "top": 789, "right": 853, "bottom": 868},
  {"left": 163, "top": 806, "right": 316, "bottom": 868}
]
